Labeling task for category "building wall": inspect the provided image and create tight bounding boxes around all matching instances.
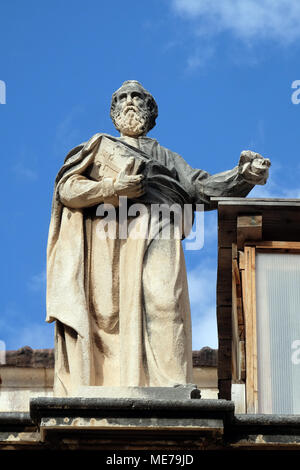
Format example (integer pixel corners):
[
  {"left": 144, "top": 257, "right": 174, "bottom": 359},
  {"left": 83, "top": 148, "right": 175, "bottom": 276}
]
[{"left": 0, "top": 346, "right": 219, "bottom": 412}]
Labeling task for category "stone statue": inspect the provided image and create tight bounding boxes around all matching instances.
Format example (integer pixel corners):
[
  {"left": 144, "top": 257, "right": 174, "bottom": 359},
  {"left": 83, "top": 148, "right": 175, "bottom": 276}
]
[{"left": 46, "top": 80, "right": 270, "bottom": 396}]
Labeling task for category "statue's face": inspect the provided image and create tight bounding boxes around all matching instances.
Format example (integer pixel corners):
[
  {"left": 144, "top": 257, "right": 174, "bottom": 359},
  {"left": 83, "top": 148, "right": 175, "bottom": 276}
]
[{"left": 113, "top": 87, "right": 151, "bottom": 137}]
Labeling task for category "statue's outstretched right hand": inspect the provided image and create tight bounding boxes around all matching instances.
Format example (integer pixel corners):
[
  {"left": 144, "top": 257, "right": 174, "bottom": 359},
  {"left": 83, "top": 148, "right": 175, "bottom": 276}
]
[
  {"left": 114, "top": 157, "right": 146, "bottom": 198},
  {"left": 238, "top": 150, "right": 271, "bottom": 185}
]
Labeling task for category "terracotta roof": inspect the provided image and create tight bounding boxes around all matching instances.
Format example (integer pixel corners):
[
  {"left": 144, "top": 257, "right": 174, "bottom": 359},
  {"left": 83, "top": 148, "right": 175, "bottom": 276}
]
[{"left": 3, "top": 346, "right": 217, "bottom": 368}]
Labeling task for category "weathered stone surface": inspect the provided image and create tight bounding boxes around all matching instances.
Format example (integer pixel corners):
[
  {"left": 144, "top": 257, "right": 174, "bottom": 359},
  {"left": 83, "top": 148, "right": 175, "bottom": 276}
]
[
  {"left": 226, "top": 414, "right": 300, "bottom": 449},
  {"left": 3, "top": 405, "right": 300, "bottom": 450},
  {"left": 75, "top": 384, "right": 201, "bottom": 400},
  {"left": 0, "top": 412, "right": 34, "bottom": 428},
  {"left": 0, "top": 365, "right": 54, "bottom": 412},
  {"left": 30, "top": 397, "right": 234, "bottom": 424},
  {"left": 30, "top": 397, "right": 234, "bottom": 444},
  {"left": 0, "top": 366, "right": 53, "bottom": 388}
]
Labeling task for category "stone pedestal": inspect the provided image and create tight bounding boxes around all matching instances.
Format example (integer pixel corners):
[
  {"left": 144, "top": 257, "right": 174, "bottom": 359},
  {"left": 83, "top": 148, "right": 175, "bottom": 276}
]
[
  {"left": 4, "top": 404, "right": 300, "bottom": 450},
  {"left": 29, "top": 396, "right": 234, "bottom": 449},
  {"left": 75, "top": 384, "right": 201, "bottom": 400}
]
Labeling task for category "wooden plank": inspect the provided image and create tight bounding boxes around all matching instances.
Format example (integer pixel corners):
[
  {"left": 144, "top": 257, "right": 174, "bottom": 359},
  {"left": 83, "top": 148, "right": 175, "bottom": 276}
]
[
  {"left": 217, "top": 206, "right": 234, "bottom": 399},
  {"left": 217, "top": 306, "right": 232, "bottom": 340},
  {"left": 262, "top": 211, "right": 300, "bottom": 242},
  {"left": 218, "top": 339, "right": 232, "bottom": 380},
  {"left": 238, "top": 257, "right": 246, "bottom": 380},
  {"left": 218, "top": 379, "right": 232, "bottom": 400},
  {"left": 236, "top": 251, "right": 245, "bottom": 338},
  {"left": 232, "top": 242, "right": 238, "bottom": 260},
  {"left": 240, "top": 340, "right": 246, "bottom": 382},
  {"left": 214, "top": 198, "right": 300, "bottom": 207},
  {"left": 218, "top": 217, "right": 237, "bottom": 248},
  {"left": 232, "top": 243, "right": 244, "bottom": 382},
  {"left": 254, "top": 241, "right": 300, "bottom": 250},
  {"left": 219, "top": 205, "right": 300, "bottom": 245},
  {"left": 232, "top": 264, "right": 239, "bottom": 382},
  {"left": 237, "top": 215, "right": 262, "bottom": 249},
  {"left": 237, "top": 298, "right": 244, "bottom": 331},
  {"left": 243, "top": 246, "right": 258, "bottom": 413},
  {"left": 241, "top": 268, "right": 246, "bottom": 382},
  {"left": 239, "top": 250, "right": 245, "bottom": 270},
  {"left": 213, "top": 197, "right": 300, "bottom": 202},
  {"left": 232, "top": 258, "right": 241, "bottom": 286},
  {"left": 217, "top": 247, "right": 233, "bottom": 307},
  {"left": 237, "top": 214, "right": 262, "bottom": 231}
]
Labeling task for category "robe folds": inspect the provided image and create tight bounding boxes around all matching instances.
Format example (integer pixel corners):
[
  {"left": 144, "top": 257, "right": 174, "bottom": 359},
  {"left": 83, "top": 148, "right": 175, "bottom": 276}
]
[{"left": 46, "top": 133, "right": 254, "bottom": 396}]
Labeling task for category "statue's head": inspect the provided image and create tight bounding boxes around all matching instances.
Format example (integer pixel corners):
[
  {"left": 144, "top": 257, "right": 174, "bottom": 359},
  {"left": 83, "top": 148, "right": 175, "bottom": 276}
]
[{"left": 110, "top": 80, "right": 158, "bottom": 137}]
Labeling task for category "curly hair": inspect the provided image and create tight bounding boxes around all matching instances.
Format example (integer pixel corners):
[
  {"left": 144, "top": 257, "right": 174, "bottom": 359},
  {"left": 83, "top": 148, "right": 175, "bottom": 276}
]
[{"left": 110, "top": 80, "right": 158, "bottom": 132}]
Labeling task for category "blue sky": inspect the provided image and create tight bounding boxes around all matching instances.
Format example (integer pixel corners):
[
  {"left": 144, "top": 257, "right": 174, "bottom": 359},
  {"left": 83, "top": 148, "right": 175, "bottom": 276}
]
[{"left": 1, "top": 0, "right": 300, "bottom": 352}]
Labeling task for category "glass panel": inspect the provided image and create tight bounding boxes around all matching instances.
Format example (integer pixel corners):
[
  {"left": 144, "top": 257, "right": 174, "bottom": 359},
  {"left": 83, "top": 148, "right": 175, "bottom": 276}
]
[{"left": 256, "top": 253, "right": 300, "bottom": 414}]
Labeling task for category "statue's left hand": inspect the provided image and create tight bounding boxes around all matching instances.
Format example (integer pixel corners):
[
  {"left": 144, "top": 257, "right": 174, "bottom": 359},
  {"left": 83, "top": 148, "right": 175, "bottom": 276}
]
[{"left": 238, "top": 150, "right": 271, "bottom": 185}]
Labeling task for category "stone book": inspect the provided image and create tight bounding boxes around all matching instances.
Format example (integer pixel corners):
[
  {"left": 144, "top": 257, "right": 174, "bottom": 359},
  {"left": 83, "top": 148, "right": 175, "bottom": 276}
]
[{"left": 86, "top": 135, "right": 146, "bottom": 181}]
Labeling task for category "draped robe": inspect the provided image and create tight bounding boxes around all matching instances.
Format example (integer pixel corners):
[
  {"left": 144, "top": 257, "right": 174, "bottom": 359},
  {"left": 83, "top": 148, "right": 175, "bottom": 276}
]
[{"left": 46, "top": 133, "right": 254, "bottom": 396}]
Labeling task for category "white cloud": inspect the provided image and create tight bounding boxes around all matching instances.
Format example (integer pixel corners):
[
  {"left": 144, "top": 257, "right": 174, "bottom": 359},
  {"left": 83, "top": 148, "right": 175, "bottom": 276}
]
[
  {"left": 249, "top": 184, "right": 281, "bottom": 198},
  {"left": 249, "top": 159, "right": 300, "bottom": 199},
  {"left": 187, "top": 259, "right": 218, "bottom": 349},
  {"left": 249, "top": 183, "right": 300, "bottom": 198},
  {"left": 186, "top": 45, "right": 215, "bottom": 71},
  {"left": 172, "top": 0, "right": 300, "bottom": 44}
]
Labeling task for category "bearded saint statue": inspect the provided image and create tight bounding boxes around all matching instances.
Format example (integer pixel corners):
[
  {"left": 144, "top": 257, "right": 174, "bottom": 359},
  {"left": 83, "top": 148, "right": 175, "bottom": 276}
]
[{"left": 46, "top": 80, "right": 270, "bottom": 396}]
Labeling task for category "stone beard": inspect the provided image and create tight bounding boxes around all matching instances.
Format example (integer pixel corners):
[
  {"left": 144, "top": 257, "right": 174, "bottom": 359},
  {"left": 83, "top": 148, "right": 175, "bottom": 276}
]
[{"left": 113, "top": 104, "right": 150, "bottom": 137}]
